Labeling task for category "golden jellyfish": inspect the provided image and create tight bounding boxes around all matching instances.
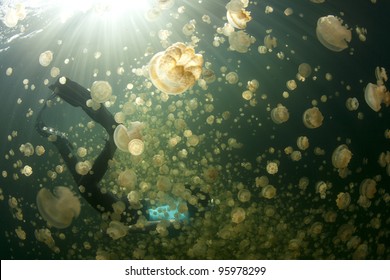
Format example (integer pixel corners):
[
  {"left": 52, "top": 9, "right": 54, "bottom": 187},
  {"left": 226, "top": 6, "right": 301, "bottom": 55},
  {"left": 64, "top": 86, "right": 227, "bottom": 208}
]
[
  {"left": 286, "top": 79, "right": 297, "bottom": 90},
  {"left": 202, "top": 68, "right": 216, "bottom": 84},
  {"left": 302, "top": 107, "right": 324, "bottom": 129},
  {"left": 231, "top": 207, "right": 246, "bottom": 223},
  {"left": 128, "top": 139, "right": 144, "bottom": 156},
  {"left": 266, "top": 161, "right": 278, "bottom": 175},
  {"left": 36, "top": 186, "right": 81, "bottom": 229},
  {"left": 345, "top": 97, "right": 359, "bottom": 111},
  {"left": 237, "top": 189, "right": 251, "bottom": 202},
  {"left": 39, "top": 50, "right": 54, "bottom": 67},
  {"left": 106, "top": 221, "right": 128, "bottom": 240},
  {"left": 148, "top": 42, "right": 203, "bottom": 95},
  {"left": 264, "top": 34, "right": 277, "bottom": 50},
  {"left": 157, "top": 0, "right": 175, "bottom": 10},
  {"left": 271, "top": 104, "right": 289, "bottom": 124},
  {"left": 364, "top": 83, "right": 390, "bottom": 112},
  {"left": 297, "top": 63, "right": 312, "bottom": 80},
  {"left": 90, "top": 80, "right": 112, "bottom": 103},
  {"left": 226, "top": 72, "right": 239, "bottom": 84},
  {"left": 117, "top": 169, "right": 137, "bottom": 190},
  {"left": 255, "top": 176, "right": 269, "bottom": 187},
  {"left": 75, "top": 160, "right": 92, "bottom": 175},
  {"left": 375, "top": 66, "right": 388, "bottom": 85},
  {"left": 336, "top": 192, "right": 351, "bottom": 210},
  {"left": 331, "top": 144, "right": 352, "bottom": 169},
  {"left": 262, "top": 185, "right": 276, "bottom": 199},
  {"left": 316, "top": 15, "right": 351, "bottom": 52},
  {"left": 228, "top": 30, "right": 254, "bottom": 53},
  {"left": 359, "top": 178, "right": 377, "bottom": 199},
  {"left": 226, "top": 5, "right": 252, "bottom": 29},
  {"left": 113, "top": 122, "right": 144, "bottom": 152},
  {"left": 297, "top": 136, "right": 309, "bottom": 150}
]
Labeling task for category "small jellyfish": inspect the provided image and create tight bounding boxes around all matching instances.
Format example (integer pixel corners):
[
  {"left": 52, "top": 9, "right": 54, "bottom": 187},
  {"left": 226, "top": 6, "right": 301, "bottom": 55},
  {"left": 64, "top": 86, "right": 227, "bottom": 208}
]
[
  {"left": 297, "top": 63, "right": 312, "bottom": 80},
  {"left": 266, "top": 161, "right": 278, "bottom": 175},
  {"left": 359, "top": 178, "right": 377, "bottom": 199},
  {"left": 113, "top": 122, "right": 144, "bottom": 152},
  {"left": 336, "top": 192, "right": 351, "bottom": 210},
  {"left": 316, "top": 15, "right": 352, "bottom": 52},
  {"left": 262, "top": 185, "right": 276, "bottom": 199},
  {"left": 345, "top": 97, "right": 359, "bottom": 111},
  {"left": 332, "top": 144, "right": 352, "bottom": 169},
  {"left": 271, "top": 104, "right": 289, "bottom": 124},
  {"left": 228, "top": 30, "right": 254, "bottom": 53},
  {"left": 226, "top": 7, "right": 252, "bottom": 29},
  {"left": 36, "top": 186, "right": 81, "bottom": 229},
  {"left": 106, "top": 221, "right": 128, "bottom": 240},
  {"left": 117, "top": 169, "right": 137, "bottom": 190},
  {"left": 231, "top": 207, "right": 246, "bottom": 223},
  {"left": 128, "top": 139, "right": 144, "bottom": 156},
  {"left": 302, "top": 107, "right": 324, "bottom": 129},
  {"left": 237, "top": 189, "right": 251, "bottom": 203},
  {"left": 364, "top": 83, "right": 390, "bottom": 112},
  {"left": 90, "top": 81, "right": 112, "bottom": 103},
  {"left": 226, "top": 72, "right": 239, "bottom": 84},
  {"left": 39, "top": 51, "right": 54, "bottom": 67},
  {"left": 297, "top": 136, "right": 309, "bottom": 150}
]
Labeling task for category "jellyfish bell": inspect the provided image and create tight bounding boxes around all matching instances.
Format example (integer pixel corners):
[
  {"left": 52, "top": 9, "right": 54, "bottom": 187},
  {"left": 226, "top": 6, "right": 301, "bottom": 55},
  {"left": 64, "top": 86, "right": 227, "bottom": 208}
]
[
  {"left": 90, "top": 80, "right": 112, "bottom": 103},
  {"left": 332, "top": 144, "right": 352, "bottom": 169},
  {"left": 364, "top": 82, "right": 390, "bottom": 112},
  {"left": 316, "top": 15, "right": 352, "bottom": 52},
  {"left": 36, "top": 186, "right": 81, "bottom": 229},
  {"left": 128, "top": 139, "right": 144, "bottom": 156},
  {"left": 359, "top": 178, "right": 377, "bottom": 199},
  {"left": 226, "top": 8, "right": 252, "bottom": 29},
  {"left": 302, "top": 107, "right": 324, "bottom": 129},
  {"left": 114, "top": 122, "right": 144, "bottom": 152},
  {"left": 149, "top": 42, "right": 203, "bottom": 95},
  {"left": 271, "top": 104, "right": 289, "bottom": 124},
  {"left": 228, "top": 30, "right": 254, "bottom": 53},
  {"left": 106, "top": 221, "right": 128, "bottom": 240},
  {"left": 39, "top": 51, "right": 54, "bottom": 67}
]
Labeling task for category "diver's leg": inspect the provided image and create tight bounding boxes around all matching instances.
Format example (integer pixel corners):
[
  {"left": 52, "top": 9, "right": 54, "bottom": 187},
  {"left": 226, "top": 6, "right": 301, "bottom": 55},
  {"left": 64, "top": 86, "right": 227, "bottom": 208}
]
[{"left": 50, "top": 77, "right": 117, "bottom": 135}]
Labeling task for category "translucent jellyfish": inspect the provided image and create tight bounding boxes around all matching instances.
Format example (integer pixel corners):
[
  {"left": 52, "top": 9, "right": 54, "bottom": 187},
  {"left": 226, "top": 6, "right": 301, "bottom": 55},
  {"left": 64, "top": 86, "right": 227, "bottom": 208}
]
[
  {"left": 36, "top": 186, "right": 81, "bottom": 229},
  {"left": 359, "top": 178, "right": 377, "bottom": 199},
  {"left": 302, "top": 107, "right": 324, "bottom": 129},
  {"left": 345, "top": 97, "right": 359, "bottom": 111},
  {"left": 226, "top": 72, "right": 239, "bottom": 84},
  {"left": 106, "top": 221, "right": 128, "bottom": 240},
  {"left": 21, "top": 165, "right": 33, "bottom": 176},
  {"left": 113, "top": 122, "right": 144, "bottom": 152},
  {"left": 226, "top": 7, "right": 252, "bottom": 29},
  {"left": 149, "top": 42, "right": 204, "bottom": 95},
  {"left": 90, "top": 81, "right": 112, "bottom": 103},
  {"left": 39, "top": 51, "right": 54, "bottom": 67},
  {"left": 202, "top": 68, "right": 216, "bottom": 84},
  {"left": 117, "top": 169, "right": 137, "bottom": 190},
  {"left": 271, "top": 104, "right": 289, "bottom": 124},
  {"left": 262, "top": 185, "right": 276, "bottom": 199},
  {"left": 264, "top": 35, "right": 277, "bottom": 50},
  {"left": 297, "top": 63, "right": 312, "bottom": 80},
  {"left": 297, "top": 136, "right": 309, "bottom": 150},
  {"left": 128, "top": 139, "right": 144, "bottom": 156},
  {"left": 266, "top": 161, "right": 278, "bottom": 174},
  {"left": 286, "top": 79, "right": 297, "bottom": 90},
  {"left": 316, "top": 181, "right": 327, "bottom": 199},
  {"left": 336, "top": 192, "right": 351, "bottom": 210},
  {"left": 364, "top": 83, "right": 390, "bottom": 112},
  {"left": 228, "top": 30, "right": 254, "bottom": 53},
  {"left": 75, "top": 160, "right": 92, "bottom": 175},
  {"left": 316, "top": 15, "right": 352, "bottom": 52},
  {"left": 332, "top": 144, "right": 352, "bottom": 169},
  {"left": 231, "top": 207, "right": 246, "bottom": 223},
  {"left": 237, "top": 189, "right": 251, "bottom": 202}
]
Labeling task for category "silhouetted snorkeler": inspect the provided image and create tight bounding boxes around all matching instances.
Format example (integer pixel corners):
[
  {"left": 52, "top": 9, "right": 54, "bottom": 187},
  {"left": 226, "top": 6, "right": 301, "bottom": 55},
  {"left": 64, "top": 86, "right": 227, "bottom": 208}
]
[{"left": 35, "top": 77, "right": 211, "bottom": 231}]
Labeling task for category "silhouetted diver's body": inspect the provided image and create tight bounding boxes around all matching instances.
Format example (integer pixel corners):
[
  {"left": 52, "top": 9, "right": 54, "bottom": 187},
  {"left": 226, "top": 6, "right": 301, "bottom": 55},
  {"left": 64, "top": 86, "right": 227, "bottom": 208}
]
[
  {"left": 36, "top": 77, "right": 130, "bottom": 215},
  {"left": 36, "top": 77, "right": 211, "bottom": 230}
]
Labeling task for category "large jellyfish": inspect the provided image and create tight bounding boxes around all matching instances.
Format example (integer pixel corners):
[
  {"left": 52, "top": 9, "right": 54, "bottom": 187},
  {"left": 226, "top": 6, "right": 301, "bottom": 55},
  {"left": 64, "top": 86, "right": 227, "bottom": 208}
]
[
  {"left": 148, "top": 42, "right": 203, "bottom": 95},
  {"left": 36, "top": 186, "right": 81, "bottom": 229},
  {"left": 316, "top": 15, "right": 352, "bottom": 52}
]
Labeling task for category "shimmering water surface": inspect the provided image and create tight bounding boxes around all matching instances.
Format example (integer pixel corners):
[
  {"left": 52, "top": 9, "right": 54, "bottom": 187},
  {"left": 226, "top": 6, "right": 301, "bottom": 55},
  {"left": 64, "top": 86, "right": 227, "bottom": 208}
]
[{"left": 0, "top": 0, "right": 389, "bottom": 259}]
